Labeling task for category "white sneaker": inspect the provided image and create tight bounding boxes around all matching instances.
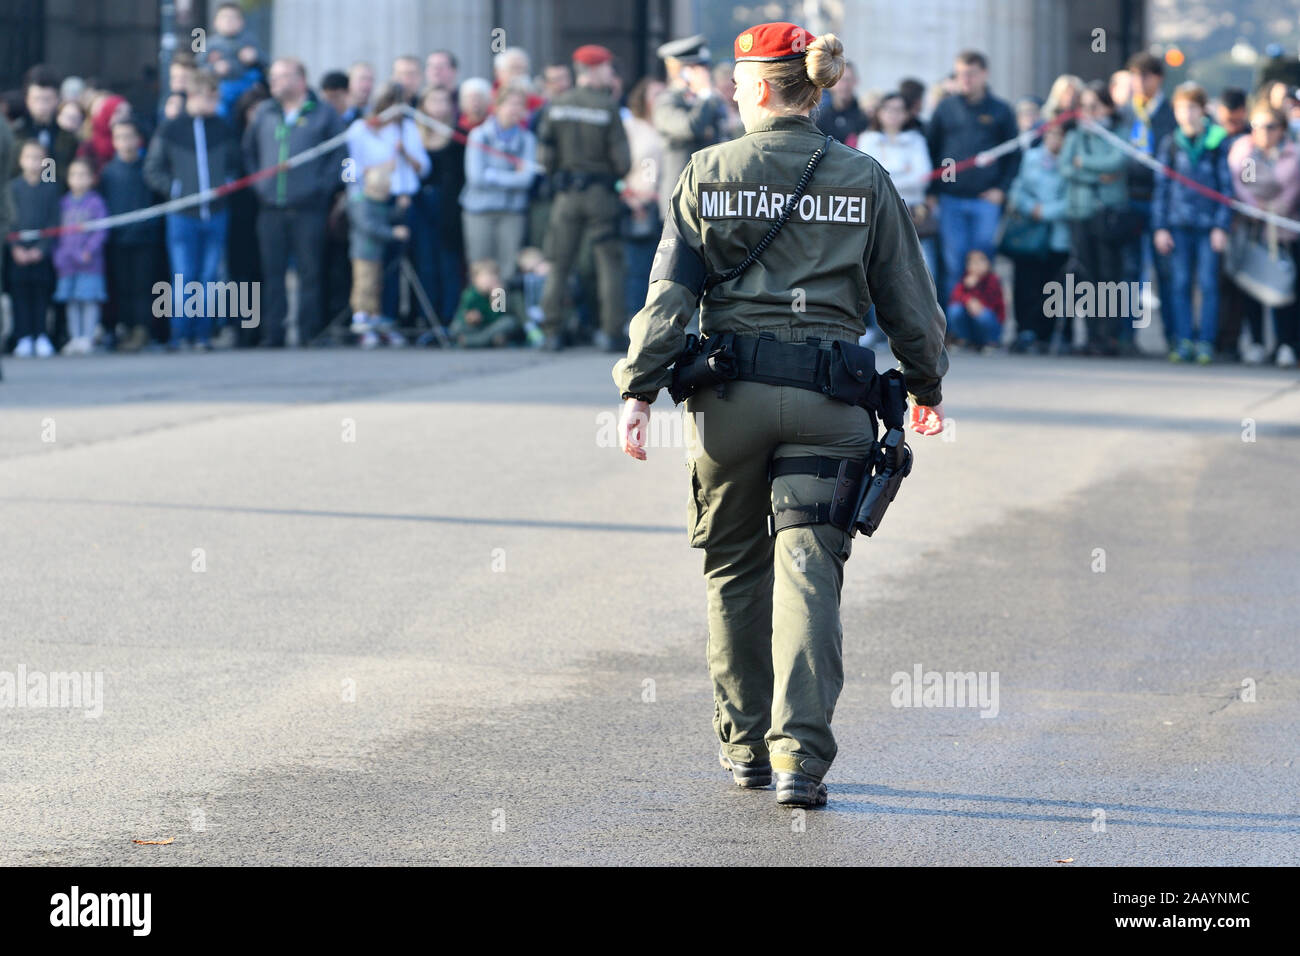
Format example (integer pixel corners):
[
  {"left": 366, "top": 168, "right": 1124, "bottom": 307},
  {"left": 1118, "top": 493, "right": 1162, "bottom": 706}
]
[
  {"left": 359, "top": 329, "right": 380, "bottom": 349},
  {"left": 61, "top": 338, "right": 79, "bottom": 356},
  {"left": 350, "top": 313, "right": 371, "bottom": 335},
  {"left": 14, "top": 336, "right": 34, "bottom": 357},
  {"left": 383, "top": 328, "right": 407, "bottom": 348},
  {"left": 1243, "top": 342, "right": 1267, "bottom": 365},
  {"left": 34, "top": 335, "right": 55, "bottom": 357},
  {"left": 1277, "top": 343, "right": 1298, "bottom": 368}
]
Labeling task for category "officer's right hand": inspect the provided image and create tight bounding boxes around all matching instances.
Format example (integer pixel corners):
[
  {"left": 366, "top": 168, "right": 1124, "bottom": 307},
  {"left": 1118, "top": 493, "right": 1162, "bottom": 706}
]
[
  {"left": 910, "top": 402, "right": 945, "bottom": 436},
  {"left": 620, "top": 398, "right": 651, "bottom": 460}
]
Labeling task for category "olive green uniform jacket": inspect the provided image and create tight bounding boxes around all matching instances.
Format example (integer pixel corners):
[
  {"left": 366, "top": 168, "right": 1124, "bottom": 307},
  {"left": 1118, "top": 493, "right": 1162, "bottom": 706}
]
[
  {"left": 535, "top": 85, "right": 631, "bottom": 179},
  {"left": 535, "top": 84, "right": 632, "bottom": 338},
  {"left": 613, "top": 112, "right": 948, "bottom": 408}
]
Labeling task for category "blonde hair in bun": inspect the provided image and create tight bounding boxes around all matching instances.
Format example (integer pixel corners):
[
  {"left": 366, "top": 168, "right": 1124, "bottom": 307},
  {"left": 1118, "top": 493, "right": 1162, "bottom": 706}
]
[
  {"left": 805, "top": 33, "right": 845, "bottom": 90},
  {"left": 755, "top": 31, "right": 845, "bottom": 112}
]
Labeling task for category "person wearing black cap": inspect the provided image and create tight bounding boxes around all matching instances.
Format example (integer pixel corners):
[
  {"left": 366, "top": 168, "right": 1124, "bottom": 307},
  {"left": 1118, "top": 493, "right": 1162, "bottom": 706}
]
[
  {"left": 613, "top": 21, "right": 948, "bottom": 809},
  {"left": 653, "top": 34, "right": 727, "bottom": 219},
  {"left": 536, "top": 44, "right": 632, "bottom": 351}
]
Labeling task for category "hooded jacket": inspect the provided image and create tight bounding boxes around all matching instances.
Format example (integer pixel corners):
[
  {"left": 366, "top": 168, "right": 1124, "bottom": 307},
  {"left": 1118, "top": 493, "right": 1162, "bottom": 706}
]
[{"left": 1151, "top": 122, "right": 1233, "bottom": 233}]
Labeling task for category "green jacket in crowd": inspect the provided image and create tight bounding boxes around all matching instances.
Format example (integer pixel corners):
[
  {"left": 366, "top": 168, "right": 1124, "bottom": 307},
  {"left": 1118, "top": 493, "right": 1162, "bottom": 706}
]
[
  {"left": 1059, "top": 124, "right": 1128, "bottom": 221},
  {"left": 450, "top": 285, "right": 521, "bottom": 348}
]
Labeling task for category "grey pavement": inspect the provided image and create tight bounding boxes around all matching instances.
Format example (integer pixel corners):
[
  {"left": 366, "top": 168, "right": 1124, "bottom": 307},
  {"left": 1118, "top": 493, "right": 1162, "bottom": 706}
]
[{"left": 0, "top": 347, "right": 1297, "bottom": 865}]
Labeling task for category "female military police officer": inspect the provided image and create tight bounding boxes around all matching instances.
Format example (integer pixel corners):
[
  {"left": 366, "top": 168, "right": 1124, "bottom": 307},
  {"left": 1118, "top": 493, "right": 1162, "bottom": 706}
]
[{"left": 613, "top": 22, "right": 948, "bottom": 807}]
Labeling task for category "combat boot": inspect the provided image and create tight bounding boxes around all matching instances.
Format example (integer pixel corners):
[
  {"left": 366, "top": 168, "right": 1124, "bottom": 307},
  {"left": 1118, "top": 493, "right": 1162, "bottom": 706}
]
[
  {"left": 775, "top": 771, "right": 827, "bottom": 807},
  {"left": 719, "top": 748, "right": 771, "bottom": 788}
]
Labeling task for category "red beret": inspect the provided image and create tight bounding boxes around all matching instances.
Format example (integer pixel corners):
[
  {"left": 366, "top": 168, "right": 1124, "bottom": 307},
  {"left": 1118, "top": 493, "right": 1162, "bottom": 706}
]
[
  {"left": 573, "top": 45, "right": 613, "bottom": 67},
  {"left": 734, "top": 22, "right": 815, "bottom": 63}
]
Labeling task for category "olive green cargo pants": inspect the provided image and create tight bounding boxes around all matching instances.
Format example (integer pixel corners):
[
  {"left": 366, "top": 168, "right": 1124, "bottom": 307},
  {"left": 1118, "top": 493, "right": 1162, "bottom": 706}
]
[
  {"left": 683, "top": 371, "right": 873, "bottom": 781},
  {"left": 541, "top": 185, "right": 625, "bottom": 340}
]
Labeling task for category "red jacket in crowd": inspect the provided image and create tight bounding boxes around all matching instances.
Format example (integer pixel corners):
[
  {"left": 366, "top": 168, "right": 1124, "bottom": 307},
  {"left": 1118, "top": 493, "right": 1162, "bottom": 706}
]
[
  {"left": 89, "top": 94, "right": 128, "bottom": 167},
  {"left": 948, "top": 272, "right": 1006, "bottom": 323}
]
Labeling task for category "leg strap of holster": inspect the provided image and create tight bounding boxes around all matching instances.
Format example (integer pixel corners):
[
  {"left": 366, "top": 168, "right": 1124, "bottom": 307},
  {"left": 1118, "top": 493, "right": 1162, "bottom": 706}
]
[
  {"left": 770, "top": 455, "right": 866, "bottom": 482},
  {"left": 766, "top": 455, "right": 867, "bottom": 537}
]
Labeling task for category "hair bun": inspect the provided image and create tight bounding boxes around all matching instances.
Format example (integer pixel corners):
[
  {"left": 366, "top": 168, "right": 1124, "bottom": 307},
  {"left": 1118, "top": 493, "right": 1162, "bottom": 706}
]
[{"left": 806, "top": 33, "right": 845, "bottom": 89}]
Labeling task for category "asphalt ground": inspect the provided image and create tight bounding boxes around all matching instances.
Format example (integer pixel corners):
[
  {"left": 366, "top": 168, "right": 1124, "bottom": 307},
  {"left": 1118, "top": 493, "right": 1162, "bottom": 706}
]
[{"left": 0, "top": 347, "right": 1297, "bottom": 864}]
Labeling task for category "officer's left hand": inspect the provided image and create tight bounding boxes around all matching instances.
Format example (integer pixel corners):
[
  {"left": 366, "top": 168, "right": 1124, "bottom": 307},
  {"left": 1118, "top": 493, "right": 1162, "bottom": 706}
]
[{"left": 620, "top": 398, "right": 651, "bottom": 460}]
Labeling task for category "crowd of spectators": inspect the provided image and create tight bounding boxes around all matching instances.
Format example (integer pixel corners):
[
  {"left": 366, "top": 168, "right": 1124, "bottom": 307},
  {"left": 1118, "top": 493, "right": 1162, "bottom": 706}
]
[{"left": 3, "top": 2, "right": 1300, "bottom": 368}]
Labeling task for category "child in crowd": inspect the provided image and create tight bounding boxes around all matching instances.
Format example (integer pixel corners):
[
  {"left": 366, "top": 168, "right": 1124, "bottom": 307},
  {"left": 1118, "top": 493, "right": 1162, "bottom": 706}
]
[
  {"left": 451, "top": 259, "right": 522, "bottom": 348},
  {"left": 7, "top": 140, "right": 61, "bottom": 357},
  {"left": 348, "top": 163, "right": 409, "bottom": 349},
  {"left": 1152, "top": 82, "right": 1232, "bottom": 364},
  {"left": 946, "top": 248, "right": 1006, "bottom": 351},
  {"left": 100, "top": 118, "right": 162, "bottom": 351},
  {"left": 206, "top": 2, "right": 265, "bottom": 118},
  {"left": 56, "top": 100, "right": 85, "bottom": 139},
  {"left": 515, "top": 246, "right": 548, "bottom": 347},
  {"left": 52, "top": 157, "right": 109, "bottom": 354},
  {"left": 56, "top": 99, "right": 99, "bottom": 170}
]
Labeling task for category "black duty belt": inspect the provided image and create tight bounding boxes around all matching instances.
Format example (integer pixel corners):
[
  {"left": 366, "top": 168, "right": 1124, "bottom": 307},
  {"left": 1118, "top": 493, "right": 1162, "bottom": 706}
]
[{"left": 667, "top": 331, "right": 902, "bottom": 433}]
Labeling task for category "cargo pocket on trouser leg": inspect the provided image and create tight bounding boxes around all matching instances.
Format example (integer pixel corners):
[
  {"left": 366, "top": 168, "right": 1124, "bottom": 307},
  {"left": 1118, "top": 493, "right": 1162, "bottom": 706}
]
[{"left": 686, "top": 458, "right": 709, "bottom": 548}]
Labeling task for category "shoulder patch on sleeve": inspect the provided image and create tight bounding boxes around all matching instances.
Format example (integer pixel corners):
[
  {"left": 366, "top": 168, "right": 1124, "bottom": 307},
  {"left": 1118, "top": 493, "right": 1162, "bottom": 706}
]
[{"left": 648, "top": 215, "right": 706, "bottom": 296}]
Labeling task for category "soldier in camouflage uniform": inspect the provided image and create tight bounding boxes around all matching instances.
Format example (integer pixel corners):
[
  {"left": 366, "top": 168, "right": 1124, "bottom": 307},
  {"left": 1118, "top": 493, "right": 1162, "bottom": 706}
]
[
  {"left": 613, "top": 22, "right": 949, "bottom": 807},
  {"left": 536, "top": 44, "right": 631, "bottom": 352}
]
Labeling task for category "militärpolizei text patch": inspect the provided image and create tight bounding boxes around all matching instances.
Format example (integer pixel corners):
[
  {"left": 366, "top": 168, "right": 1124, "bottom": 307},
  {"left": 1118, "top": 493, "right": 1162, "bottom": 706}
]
[{"left": 697, "top": 182, "right": 872, "bottom": 225}]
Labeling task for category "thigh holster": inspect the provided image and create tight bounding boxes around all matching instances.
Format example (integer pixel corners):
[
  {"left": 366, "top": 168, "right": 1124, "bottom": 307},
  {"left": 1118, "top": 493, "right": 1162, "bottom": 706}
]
[
  {"left": 765, "top": 370, "right": 912, "bottom": 540},
  {"left": 767, "top": 455, "right": 867, "bottom": 536},
  {"left": 667, "top": 331, "right": 915, "bottom": 540}
]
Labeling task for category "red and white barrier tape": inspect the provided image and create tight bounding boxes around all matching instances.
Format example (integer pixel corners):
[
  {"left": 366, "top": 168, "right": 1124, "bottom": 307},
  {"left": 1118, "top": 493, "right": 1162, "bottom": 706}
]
[
  {"left": 403, "top": 107, "right": 546, "bottom": 175},
  {"left": 1080, "top": 117, "right": 1300, "bottom": 234},
  {"left": 9, "top": 102, "right": 1297, "bottom": 243},
  {"left": 5, "top": 107, "right": 412, "bottom": 244},
  {"left": 4, "top": 105, "right": 543, "bottom": 243}
]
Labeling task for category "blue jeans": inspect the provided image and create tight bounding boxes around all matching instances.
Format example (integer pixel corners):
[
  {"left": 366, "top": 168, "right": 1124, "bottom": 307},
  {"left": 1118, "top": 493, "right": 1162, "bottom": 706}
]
[
  {"left": 938, "top": 195, "right": 1002, "bottom": 295},
  {"left": 166, "top": 211, "right": 228, "bottom": 345},
  {"left": 946, "top": 301, "right": 1001, "bottom": 347},
  {"left": 1165, "top": 226, "right": 1219, "bottom": 346},
  {"left": 920, "top": 236, "right": 939, "bottom": 291},
  {"left": 624, "top": 234, "right": 658, "bottom": 319},
  {"left": 1123, "top": 200, "right": 1174, "bottom": 346}
]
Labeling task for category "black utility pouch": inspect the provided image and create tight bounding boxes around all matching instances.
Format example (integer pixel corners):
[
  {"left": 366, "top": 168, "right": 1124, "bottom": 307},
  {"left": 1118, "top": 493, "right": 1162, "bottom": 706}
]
[
  {"left": 826, "top": 340, "right": 877, "bottom": 407},
  {"left": 669, "top": 334, "right": 739, "bottom": 404}
]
